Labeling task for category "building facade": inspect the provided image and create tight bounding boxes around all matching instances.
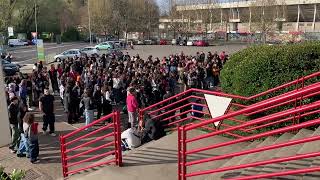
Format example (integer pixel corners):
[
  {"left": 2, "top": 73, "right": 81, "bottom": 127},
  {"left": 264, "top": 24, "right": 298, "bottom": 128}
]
[{"left": 173, "top": 0, "right": 320, "bottom": 33}]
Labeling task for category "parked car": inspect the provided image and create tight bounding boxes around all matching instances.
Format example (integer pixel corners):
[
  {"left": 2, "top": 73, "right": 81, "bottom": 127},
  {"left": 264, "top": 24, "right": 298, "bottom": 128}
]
[
  {"left": 80, "top": 47, "right": 99, "bottom": 57},
  {"left": 145, "top": 39, "right": 157, "bottom": 45},
  {"left": 171, "top": 39, "right": 178, "bottom": 45},
  {"left": 106, "top": 49, "right": 124, "bottom": 59},
  {"left": 25, "top": 39, "right": 34, "bottom": 46},
  {"left": 54, "top": 49, "right": 81, "bottom": 62},
  {"left": 2, "top": 59, "right": 19, "bottom": 76},
  {"left": 95, "top": 42, "right": 114, "bottom": 50},
  {"left": 137, "top": 40, "right": 145, "bottom": 45},
  {"left": 8, "top": 39, "right": 28, "bottom": 47},
  {"left": 0, "top": 47, "right": 7, "bottom": 59},
  {"left": 195, "top": 40, "right": 209, "bottom": 47},
  {"left": 159, "top": 39, "right": 167, "bottom": 45},
  {"left": 179, "top": 40, "right": 187, "bottom": 46},
  {"left": 187, "top": 40, "right": 195, "bottom": 46}
]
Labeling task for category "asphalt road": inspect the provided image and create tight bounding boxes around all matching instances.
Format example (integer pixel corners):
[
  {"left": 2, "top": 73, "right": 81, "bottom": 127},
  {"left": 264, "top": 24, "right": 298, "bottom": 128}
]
[
  {"left": 9, "top": 43, "right": 249, "bottom": 65},
  {"left": 7, "top": 42, "right": 90, "bottom": 65}
]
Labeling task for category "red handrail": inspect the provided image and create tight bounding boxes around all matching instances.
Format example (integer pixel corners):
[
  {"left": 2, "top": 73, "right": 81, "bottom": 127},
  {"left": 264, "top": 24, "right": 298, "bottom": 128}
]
[
  {"left": 140, "top": 72, "right": 320, "bottom": 134},
  {"left": 178, "top": 79, "right": 320, "bottom": 179},
  {"left": 59, "top": 111, "right": 122, "bottom": 177},
  {"left": 185, "top": 82, "right": 320, "bottom": 131}
]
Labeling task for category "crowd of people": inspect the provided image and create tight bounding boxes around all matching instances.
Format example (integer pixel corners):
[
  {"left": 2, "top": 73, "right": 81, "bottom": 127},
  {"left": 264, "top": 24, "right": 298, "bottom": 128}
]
[{"left": 4, "top": 49, "right": 228, "bottom": 158}]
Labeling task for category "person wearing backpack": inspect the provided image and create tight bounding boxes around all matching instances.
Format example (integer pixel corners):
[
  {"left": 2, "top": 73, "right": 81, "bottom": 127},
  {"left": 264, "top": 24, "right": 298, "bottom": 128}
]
[{"left": 81, "top": 89, "right": 95, "bottom": 130}]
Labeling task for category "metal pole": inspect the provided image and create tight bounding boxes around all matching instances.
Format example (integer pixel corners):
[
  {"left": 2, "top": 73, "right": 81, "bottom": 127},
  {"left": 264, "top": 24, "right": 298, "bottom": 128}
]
[
  {"left": 35, "top": 0, "right": 38, "bottom": 39},
  {"left": 313, "top": 4, "right": 317, "bottom": 32},
  {"left": 34, "top": 0, "right": 38, "bottom": 63},
  {"left": 296, "top": 4, "right": 300, "bottom": 32},
  {"left": 88, "top": 0, "right": 92, "bottom": 45}
]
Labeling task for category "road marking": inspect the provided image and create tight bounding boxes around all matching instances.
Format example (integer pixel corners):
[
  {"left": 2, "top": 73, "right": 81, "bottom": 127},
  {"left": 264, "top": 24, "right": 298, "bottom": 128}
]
[
  {"left": 13, "top": 43, "right": 86, "bottom": 54},
  {"left": 13, "top": 58, "right": 37, "bottom": 64}
]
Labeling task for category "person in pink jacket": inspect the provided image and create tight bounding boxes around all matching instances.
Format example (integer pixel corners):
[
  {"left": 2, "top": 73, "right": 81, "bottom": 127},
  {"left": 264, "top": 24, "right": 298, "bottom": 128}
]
[{"left": 126, "top": 87, "right": 138, "bottom": 128}]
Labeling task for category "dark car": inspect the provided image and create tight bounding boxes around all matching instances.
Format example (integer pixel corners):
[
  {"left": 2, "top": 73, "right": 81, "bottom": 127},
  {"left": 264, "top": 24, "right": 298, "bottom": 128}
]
[
  {"left": 0, "top": 47, "right": 7, "bottom": 59},
  {"left": 2, "top": 59, "right": 20, "bottom": 76},
  {"left": 145, "top": 39, "right": 157, "bottom": 45},
  {"left": 159, "top": 39, "right": 167, "bottom": 45},
  {"left": 107, "top": 49, "right": 123, "bottom": 60}
]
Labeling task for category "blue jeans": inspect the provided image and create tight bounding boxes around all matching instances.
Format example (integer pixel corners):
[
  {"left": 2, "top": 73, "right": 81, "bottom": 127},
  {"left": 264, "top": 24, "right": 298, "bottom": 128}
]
[
  {"left": 84, "top": 109, "right": 94, "bottom": 130},
  {"left": 29, "top": 139, "right": 39, "bottom": 162},
  {"left": 205, "top": 76, "right": 215, "bottom": 88},
  {"left": 17, "top": 134, "right": 29, "bottom": 157}
]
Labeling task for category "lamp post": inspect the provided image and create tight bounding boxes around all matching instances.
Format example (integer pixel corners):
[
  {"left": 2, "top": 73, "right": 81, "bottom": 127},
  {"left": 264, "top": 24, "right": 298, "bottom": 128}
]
[
  {"left": 34, "top": 0, "right": 38, "bottom": 40},
  {"left": 88, "top": 0, "right": 92, "bottom": 45}
]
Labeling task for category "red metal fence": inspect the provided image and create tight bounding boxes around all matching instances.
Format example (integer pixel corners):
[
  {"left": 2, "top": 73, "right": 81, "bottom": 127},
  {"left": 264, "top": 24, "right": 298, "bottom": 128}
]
[
  {"left": 177, "top": 80, "right": 320, "bottom": 179},
  {"left": 60, "top": 111, "right": 122, "bottom": 177},
  {"left": 139, "top": 71, "right": 320, "bottom": 135}
]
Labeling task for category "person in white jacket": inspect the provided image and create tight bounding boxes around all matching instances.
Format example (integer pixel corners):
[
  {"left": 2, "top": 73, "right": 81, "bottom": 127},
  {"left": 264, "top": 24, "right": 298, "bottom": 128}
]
[{"left": 121, "top": 126, "right": 141, "bottom": 149}]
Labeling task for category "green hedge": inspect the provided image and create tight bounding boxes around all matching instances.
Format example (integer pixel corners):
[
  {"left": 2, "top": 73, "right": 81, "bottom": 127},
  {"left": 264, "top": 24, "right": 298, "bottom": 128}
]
[
  {"left": 221, "top": 42, "right": 320, "bottom": 100},
  {"left": 61, "top": 27, "right": 80, "bottom": 42}
]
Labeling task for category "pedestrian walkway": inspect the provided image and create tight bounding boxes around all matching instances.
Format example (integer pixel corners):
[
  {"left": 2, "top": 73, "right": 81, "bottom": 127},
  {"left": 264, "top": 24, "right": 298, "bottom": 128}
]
[
  {"left": 0, "top": 95, "right": 75, "bottom": 179},
  {"left": 0, "top": 92, "right": 129, "bottom": 179}
]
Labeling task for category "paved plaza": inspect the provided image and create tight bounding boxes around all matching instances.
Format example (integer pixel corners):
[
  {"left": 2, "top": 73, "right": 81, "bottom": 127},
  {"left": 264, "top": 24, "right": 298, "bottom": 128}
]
[{"left": 0, "top": 44, "right": 247, "bottom": 179}]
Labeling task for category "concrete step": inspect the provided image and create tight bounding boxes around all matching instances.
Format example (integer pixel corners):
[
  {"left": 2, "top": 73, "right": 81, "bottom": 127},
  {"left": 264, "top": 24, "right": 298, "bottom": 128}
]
[
  {"left": 253, "top": 129, "right": 315, "bottom": 179},
  {"left": 280, "top": 127, "right": 320, "bottom": 180},
  {"left": 219, "top": 136, "right": 278, "bottom": 179},
  {"left": 69, "top": 129, "right": 249, "bottom": 180},
  {"left": 203, "top": 140, "right": 263, "bottom": 180},
  {"left": 243, "top": 133, "right": 295, "bottom": 174}
]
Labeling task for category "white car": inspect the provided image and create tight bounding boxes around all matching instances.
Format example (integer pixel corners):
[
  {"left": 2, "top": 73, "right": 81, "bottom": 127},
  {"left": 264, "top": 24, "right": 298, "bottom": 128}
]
[
  {"left": 171, "top": 39, "right": 177, "bottom": 45},
  {"left": 187, "top": 40, "right": 195, "bottom": 46},
  {"left": 80, "top": 47, "right": 99, "bottom": 57},
  {"left": 54, "top": 49, "right": 81, "bottom": 62},
  {"left": 8, "top": 39, "right": 28, "bottom": 47}
]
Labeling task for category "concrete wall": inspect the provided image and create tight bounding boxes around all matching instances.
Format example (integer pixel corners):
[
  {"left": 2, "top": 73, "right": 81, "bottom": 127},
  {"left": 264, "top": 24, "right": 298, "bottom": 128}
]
[{"left": 0, "top": 67, "right": 11, "bottom": 147}]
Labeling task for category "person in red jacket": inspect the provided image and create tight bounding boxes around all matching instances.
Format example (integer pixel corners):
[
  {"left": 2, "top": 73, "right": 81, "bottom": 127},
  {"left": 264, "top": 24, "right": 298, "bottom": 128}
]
[{"left": 126, "top": 87, "right": 138, "bottom": 129}]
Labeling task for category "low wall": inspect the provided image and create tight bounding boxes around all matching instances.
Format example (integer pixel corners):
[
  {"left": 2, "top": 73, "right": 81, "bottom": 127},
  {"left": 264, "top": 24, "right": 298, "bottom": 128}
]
[{"left": 0, "top": 67, "right": 11, "bottom": 147}]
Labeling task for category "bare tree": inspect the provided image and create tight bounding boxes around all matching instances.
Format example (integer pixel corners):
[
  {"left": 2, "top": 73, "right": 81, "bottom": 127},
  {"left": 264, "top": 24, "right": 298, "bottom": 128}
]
[{"left": 250, "top": 0, "right": 286, "bottom": 43}]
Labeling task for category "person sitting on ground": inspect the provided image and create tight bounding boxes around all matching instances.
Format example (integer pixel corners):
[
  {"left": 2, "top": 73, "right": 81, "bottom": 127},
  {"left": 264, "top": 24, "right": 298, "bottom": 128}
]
[
  {"left": 121, "top": 124, "right": 141, "bottom": 150},
  {"left": 139, "top": 114, "right": 165, "bottom": 144}
]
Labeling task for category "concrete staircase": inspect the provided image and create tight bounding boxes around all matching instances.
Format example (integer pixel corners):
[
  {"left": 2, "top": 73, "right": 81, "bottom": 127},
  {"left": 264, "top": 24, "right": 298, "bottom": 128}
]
[{"left": 68, "top": 127, "right": 320, "bottom": 180}]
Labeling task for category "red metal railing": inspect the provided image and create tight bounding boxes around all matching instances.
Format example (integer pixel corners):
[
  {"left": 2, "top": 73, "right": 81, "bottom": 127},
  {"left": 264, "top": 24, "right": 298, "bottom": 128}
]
[
  {"left": 177, "top": 81, "right": 320, "bottom": 179},
  {"left": 139, "top": 72, "right": 320, "bottom": 132},
  {"left": 60, "top": 111, "right": 122, "bottom": 177}
]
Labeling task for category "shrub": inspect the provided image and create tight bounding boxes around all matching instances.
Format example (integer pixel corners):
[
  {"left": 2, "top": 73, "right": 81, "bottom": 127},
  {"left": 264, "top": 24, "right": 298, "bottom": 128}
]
[
  {"left": 221, "top": 42, "right": 320, "bottom": 101},
  {"left": 220, "top": 42, "right": 320, "bottom": 134},
  {"left": 0, "top": 166, "right": 25, "bottom": 180},
  {"left": 61, "top": 27, "right": 80, "bottom": 42}
]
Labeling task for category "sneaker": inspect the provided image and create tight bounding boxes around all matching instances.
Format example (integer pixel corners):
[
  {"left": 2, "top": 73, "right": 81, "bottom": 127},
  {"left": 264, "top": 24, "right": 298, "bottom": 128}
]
[
  {"left": 43, "top": 130, "right": 48, "bottom": 135},
  {"left": 28, "top": 108, "right": 34, "bottom": 111},
  {"left": 10, "top": 150, "right": 17, "bottom": 154},
  {"left": 17, "top": 153, "right": 26, "bottom": 158},
  {"left": 49, "top": 133, "right": 56, "bottom": 137},
  {"left": 31, "top": 159, "right": 40, "bottom": 164}
]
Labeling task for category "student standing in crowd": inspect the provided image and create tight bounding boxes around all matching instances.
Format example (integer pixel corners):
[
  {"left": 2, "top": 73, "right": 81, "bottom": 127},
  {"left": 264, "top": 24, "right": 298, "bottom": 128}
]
[
  {"left": 126, "top": 87, "right": 138, "bottom": 129},
  {"left": 23, "top": 113, "right": 40, "bottom": 164},
  {"left": 39, "top": 88, "right": 56, "bottom": 136},
  {"left": 8, "top": 96, "right": 20, "bottom": 153},
  {"left": 81, "top": 90, "right": 95, "bottom": 130}
]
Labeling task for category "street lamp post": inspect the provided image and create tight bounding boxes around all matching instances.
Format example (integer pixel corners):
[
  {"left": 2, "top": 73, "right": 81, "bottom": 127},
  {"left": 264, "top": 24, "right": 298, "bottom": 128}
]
[
  {"left": 35, "top": 0, "right": 38, "bottom": 40},
  {"left": 88, "top": 0, "right": 92, "bottom": 45}
]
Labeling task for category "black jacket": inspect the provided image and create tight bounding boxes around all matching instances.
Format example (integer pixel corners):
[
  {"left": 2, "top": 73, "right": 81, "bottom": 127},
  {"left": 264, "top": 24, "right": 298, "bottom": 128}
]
[{"left": 8, "top": 103, "right": 19, "bottom": 124}]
